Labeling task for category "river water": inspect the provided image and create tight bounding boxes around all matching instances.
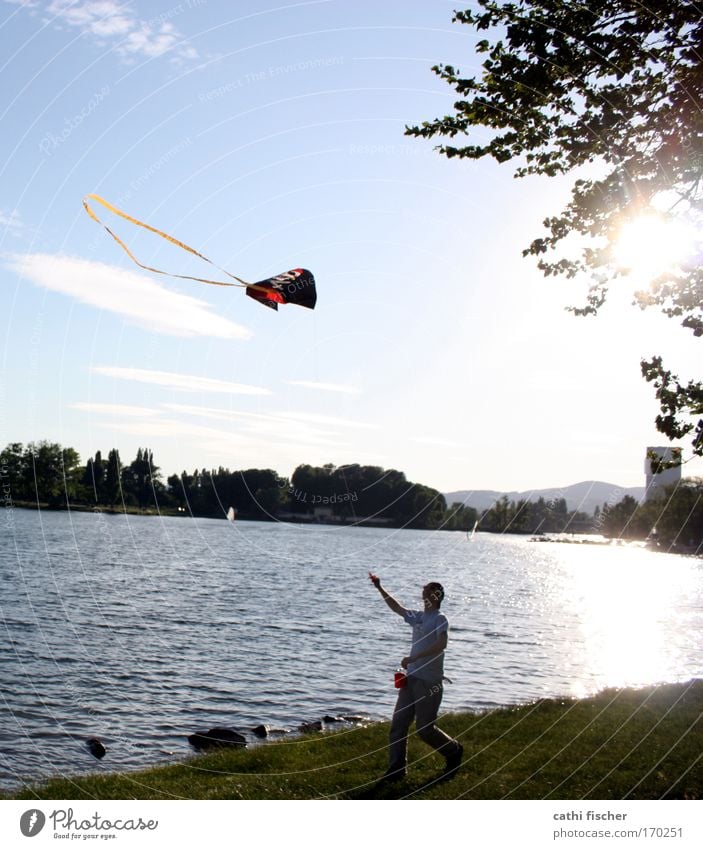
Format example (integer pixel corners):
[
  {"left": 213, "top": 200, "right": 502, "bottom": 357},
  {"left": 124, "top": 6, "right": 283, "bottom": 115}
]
[{"left": 1, "top": 508, "right": 701, "bottom": 790}]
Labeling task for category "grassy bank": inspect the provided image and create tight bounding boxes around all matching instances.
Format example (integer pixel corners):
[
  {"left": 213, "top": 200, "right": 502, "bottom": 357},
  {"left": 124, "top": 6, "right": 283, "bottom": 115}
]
[{"left": 9, "top": 681, "right": 702, "bottom": 800}]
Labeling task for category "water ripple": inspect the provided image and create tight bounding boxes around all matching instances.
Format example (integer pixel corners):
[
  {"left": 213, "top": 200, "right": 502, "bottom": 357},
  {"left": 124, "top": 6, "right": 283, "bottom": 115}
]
[{"left": 1, "top": 510, "right": 702, "bottom": 788}]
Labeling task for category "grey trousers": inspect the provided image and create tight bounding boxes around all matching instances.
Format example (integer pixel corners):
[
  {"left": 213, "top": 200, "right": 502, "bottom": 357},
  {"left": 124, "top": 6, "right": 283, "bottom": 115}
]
[{"left": 388, "top": 675, "right": 459, "bottom": 772}]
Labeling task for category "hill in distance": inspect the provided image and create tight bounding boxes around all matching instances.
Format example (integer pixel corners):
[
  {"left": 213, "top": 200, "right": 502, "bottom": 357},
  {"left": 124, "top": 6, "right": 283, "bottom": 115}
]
[{"left": 444, "top": 480, "right": 645, "bottom": 517}]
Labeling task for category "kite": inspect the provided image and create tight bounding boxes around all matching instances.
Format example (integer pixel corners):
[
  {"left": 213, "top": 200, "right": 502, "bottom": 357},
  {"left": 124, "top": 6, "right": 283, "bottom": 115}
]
[
  {"left": 82, "top": 194, "right": 317, "bottom": 312},
  {"left": 245, "top": 267, "right": 316, "bottom": 311}
]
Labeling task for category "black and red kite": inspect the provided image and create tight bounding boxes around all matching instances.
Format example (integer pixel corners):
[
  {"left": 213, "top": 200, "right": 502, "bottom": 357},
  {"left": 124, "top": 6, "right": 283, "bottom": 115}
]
[{"left": 246, "top": 268, "right": 317, "bottom": 311}]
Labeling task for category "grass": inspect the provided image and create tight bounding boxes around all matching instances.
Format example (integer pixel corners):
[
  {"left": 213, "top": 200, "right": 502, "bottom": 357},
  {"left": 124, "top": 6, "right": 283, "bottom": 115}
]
[{"left": 7, "top": 681, "right": 703, "bottom": 800}]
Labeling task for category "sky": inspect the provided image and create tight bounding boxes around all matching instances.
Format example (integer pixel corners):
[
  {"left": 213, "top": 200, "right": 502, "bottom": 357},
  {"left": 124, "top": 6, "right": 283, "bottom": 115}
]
[{"left": 0, "top": 0, "right": 700, "bottom": 494}]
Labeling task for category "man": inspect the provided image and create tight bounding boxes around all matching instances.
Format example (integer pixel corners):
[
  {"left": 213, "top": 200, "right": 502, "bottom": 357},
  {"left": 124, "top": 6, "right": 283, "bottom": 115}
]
[{"left": 369, "top": 572, "right": 463, "bottom": 783}]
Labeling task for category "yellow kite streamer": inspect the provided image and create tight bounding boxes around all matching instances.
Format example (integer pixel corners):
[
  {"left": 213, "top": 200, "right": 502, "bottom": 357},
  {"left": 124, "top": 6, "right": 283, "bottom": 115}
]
[{"left": 83, "top": 193, "right": 251, "bottom": 288}]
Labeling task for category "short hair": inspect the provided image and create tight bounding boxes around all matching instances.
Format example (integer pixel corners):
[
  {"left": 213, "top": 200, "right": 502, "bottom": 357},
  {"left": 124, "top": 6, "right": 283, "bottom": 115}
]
[{"left": 427, "top": 582, "right": 445, "bottom": 606}]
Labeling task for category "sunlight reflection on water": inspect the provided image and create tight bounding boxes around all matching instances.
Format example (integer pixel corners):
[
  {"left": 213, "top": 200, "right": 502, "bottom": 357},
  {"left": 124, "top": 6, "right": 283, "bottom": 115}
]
[{"left": 551, "top": 544, "right": 699, "bottom": 697}]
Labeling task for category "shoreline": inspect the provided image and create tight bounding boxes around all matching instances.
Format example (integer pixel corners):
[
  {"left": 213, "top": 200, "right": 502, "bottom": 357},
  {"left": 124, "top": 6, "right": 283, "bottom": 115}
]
[
  {"left": 6, "top": 680, "right": 702, "bottom": 800},
  {"left": 8, "top": 503, "right": 698, "bottom": 552}
]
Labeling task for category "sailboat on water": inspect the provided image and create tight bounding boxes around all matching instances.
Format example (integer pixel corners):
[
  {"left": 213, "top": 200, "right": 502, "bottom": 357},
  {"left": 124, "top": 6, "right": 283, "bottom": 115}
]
[{"left": 226, "top": 506, "right": 236, "bottom": 522}]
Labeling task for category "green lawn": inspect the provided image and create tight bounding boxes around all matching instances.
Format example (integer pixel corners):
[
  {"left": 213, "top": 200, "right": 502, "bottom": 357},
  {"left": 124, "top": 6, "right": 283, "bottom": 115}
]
[{"left": 8, "top": 681, "right": 702, "bottom": 800}]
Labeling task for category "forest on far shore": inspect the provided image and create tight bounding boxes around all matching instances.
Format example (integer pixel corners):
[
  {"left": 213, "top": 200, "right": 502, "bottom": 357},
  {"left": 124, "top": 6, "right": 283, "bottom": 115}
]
[{"left": 1, "top": 441, "right": 701, "bottom": 548}]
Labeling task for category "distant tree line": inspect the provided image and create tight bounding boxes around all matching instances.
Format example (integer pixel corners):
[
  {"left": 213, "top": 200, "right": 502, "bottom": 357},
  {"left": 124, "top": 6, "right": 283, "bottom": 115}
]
[
  {"left": 471, "top": 486, "right": 702, "bottom": 552},
  {"left": 0, "top": 441, "right": 475, "bottom": 531},
  {"left": 0, "top": 442, "right": 163, "bottom": 511},
  {"left": 1, "top": 441, "right": 700, "bottom": 547},
  {"left": 476, "top": 495, "right": 591, "bottom": 535},
  {"left": 287, "top": 463, "right": 454, "bottom": 529},
  {"left": 595, "top": 482, "right": 703, "bottom": 552}
]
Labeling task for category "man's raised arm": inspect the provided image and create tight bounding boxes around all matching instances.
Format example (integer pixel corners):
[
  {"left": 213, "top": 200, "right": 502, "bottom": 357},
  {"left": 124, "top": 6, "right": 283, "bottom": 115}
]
[{"left": 369, "top": 572, "right": 408, "bottom": 617}]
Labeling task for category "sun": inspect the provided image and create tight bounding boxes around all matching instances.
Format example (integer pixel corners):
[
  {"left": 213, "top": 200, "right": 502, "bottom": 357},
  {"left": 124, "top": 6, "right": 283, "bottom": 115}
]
[{"left": 613, "top": 213, "right": 697, "bottom": 280}]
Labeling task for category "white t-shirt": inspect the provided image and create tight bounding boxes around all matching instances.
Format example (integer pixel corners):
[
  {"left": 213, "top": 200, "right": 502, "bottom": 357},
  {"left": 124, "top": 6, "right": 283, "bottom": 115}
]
[{"left": 403, "top": 609, "right": 448, "bottom": 684}]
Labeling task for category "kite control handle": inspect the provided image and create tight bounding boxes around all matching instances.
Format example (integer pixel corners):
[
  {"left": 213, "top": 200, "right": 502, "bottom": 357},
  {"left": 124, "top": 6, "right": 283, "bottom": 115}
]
[{"left": 368, "top": 571, "right": 380, "bottom": 588}]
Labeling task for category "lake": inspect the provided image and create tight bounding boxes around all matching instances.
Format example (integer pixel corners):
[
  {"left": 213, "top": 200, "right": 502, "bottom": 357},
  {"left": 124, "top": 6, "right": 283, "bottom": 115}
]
[{"left": 1, "top": 507, "right": 702, "bottom": 790}]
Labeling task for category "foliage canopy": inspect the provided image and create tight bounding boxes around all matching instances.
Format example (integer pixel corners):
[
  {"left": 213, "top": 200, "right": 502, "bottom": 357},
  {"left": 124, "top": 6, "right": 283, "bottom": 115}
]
[{"left": 406, "top": 0, "right": 703, "bottom": 455}]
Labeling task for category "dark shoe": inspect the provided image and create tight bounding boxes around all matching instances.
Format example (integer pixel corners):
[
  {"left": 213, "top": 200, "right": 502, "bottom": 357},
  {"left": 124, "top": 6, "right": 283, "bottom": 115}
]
[
  {"left": 377, "top": 767, "right": 406, "bottom": 785},
  {"left": 442, "top": 743, "right": 463, "bottom": 779}
]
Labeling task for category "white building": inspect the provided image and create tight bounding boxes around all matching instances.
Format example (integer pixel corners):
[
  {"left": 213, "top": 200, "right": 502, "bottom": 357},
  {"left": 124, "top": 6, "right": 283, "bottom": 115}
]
[{"left": 644, "top": 446, "right": 681, "bottom": 501}]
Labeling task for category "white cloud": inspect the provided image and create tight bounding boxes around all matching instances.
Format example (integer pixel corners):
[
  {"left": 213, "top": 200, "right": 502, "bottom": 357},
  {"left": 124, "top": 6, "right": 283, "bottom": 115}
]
[
  {"left": 91, "top": 366, "right": 271, "bottom": 396},
  {"left": 105, "top": 417, "right": 252, "bottom": 443},
  {"left": 161, "top": 403, "right": 345, "bottom": 449},
  {"left": 70, "top": 402, "right": 162, "bottom": 417},
  {"left": 164, "top": 403, "right": 287, "bottom": 423},
  {"left": 13, "top": 0, "right": 199, "bottom": 61},
  {"left": 89, "top": 411, "right": 343, "bottom": 456},
  {"left": 286, "top": 380, "right": 361, "bottom": 395},
  {"left": 7, "top": 253, "right": 252, "bottom": 339},
  {"left": 121, "top": 23, "right": 181, "bottom": 58},
  {"left": 71, "top": 400, "right": 349, "bottom": 456},
  {"left": 164, "top": 403, "right": 377, "bottom": 432},
  {"left": 0, "top": 209, "right": 23, "bottom": 232},
  {"left": 154, "top": 393, "right": 371, "bottom": 458}
]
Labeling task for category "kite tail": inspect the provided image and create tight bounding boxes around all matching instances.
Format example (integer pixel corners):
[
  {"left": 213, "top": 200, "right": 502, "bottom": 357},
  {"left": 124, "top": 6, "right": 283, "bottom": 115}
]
[{"left": 82, "top": 194, "right": 270, "bottom": 293}]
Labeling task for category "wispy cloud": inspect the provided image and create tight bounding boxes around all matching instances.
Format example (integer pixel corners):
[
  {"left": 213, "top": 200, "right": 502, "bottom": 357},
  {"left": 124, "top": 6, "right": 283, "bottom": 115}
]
[
  {"left": 0, "top": 208, "right": 23, "bottom": 233},
  {"left": 70, "top": 401, "right": 162, "bottom": 417},
  {"left": 91, "top": 366, "right": 271, "bottom": 396},
  {"left": 69, "top": 400, "right": 253, "bottom": 447},
  {"left": 163, "top": 403, "right": 377, "bottom": 431},
  {"left": 286, "top": 380, "right": 361, "bottom": 395},
  {"left": 78, "top": 402, "right": 344, "bottom": 456},
  {"left": 12, "top": 0, "right": 200, "bottom": 61},
  {"left": 7, "top": 253, "right": 252, "bottom": 339},
  {"left": 164, "top": 403, "right": 288, "bottom": 424},
  {"left": 163, "top": 402, "right": 342, "bottom": 442},
  {"left": 104, "top": 417, "right": 252, "bottom": 443}
]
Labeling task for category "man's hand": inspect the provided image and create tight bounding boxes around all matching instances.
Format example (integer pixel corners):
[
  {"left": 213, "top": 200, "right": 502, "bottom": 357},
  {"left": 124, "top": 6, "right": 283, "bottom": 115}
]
[
  {"left": 401, "top": 656, "right": 411, "bottom": 669},
  {"left": 370, "top": 575, "right": 408, "bottom": 617}
]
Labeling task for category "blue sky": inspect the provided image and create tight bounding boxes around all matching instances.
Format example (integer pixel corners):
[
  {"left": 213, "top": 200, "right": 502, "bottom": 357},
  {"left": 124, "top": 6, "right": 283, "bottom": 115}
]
[{"left": 1, "top": 0, "right": 700, "bottom": 493}]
